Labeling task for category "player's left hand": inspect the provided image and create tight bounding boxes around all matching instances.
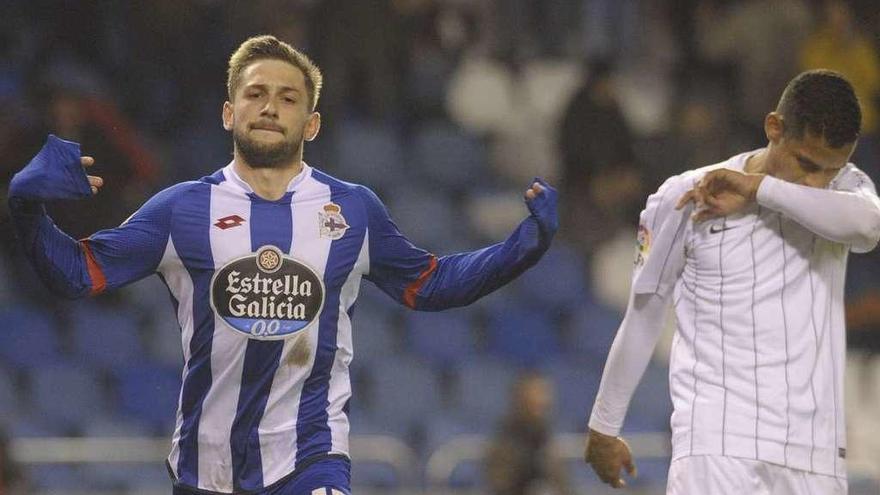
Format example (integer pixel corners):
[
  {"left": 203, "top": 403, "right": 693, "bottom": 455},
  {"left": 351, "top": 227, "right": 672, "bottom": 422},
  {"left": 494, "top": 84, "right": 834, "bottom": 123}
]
[
  {"left": 585, "top": 428, "right": 637, "bottom": 489},
  {"left": 524, "top": 177, "right": 558, "bottom": 238},
  {"left": 675, "top": 168, "right": 765, "bottom": 222}
]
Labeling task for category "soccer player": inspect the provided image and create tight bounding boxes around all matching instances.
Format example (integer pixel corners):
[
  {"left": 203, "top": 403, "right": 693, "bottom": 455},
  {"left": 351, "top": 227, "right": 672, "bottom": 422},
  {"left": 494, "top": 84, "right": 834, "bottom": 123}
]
[
  {"left": 7, "top": 35, "right": 558, "bottom": 495},
  {"left": 584, "top": 69, "right": 880, "bottom": 494}
]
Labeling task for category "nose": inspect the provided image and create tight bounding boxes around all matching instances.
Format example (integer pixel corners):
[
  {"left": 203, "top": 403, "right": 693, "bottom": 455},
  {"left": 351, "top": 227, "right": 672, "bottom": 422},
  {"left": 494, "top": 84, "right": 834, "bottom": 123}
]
[{"left": 260, "top": 98, "right": 278, "bottom": 118}]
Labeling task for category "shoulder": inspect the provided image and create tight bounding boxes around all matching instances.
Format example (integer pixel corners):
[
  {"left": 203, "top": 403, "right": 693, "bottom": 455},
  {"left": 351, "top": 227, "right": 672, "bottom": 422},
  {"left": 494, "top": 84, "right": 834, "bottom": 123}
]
[
  {"left": 309, "top": 167, "right": 386, "bottom": 210},
  {"left": 831, "top": 163, "right": 877, "bottom": 193}
]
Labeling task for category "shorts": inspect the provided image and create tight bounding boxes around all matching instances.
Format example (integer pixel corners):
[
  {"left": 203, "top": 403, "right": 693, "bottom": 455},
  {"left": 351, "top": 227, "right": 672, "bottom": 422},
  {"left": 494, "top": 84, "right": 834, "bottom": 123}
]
[
  {"left": 667, "top": 455, "right": 847, "bottom": 495},
  {"left": 172, "top": 455, "right": 351, "bottom": 495}
]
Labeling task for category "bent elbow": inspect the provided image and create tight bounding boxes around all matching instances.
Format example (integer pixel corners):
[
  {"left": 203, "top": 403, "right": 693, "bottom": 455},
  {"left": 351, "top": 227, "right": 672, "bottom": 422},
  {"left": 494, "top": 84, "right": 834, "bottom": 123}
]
[{"left": 851, "top": 207, "right": 880, "bottom": 253}]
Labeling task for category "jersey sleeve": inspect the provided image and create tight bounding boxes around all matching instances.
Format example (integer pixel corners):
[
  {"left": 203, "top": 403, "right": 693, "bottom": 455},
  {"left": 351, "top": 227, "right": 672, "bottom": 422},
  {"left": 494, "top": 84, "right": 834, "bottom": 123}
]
[
  {"left": 357, "top": 186, "right": 551, "bottom": 310},
  {"left": 631, "top": 175, "right": 691, "bottom": 297},
  {"left": 10, "top": 184, "right": 179, "bottom": 298},
  {"left": 756, "top": 165, "right": 880, "bottom": 253}
]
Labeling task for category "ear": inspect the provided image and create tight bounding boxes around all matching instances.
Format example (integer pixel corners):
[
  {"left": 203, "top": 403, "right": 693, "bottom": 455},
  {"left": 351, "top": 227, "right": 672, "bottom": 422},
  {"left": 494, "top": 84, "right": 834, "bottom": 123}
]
[
  {"left": 764, "top": 112, "right": 784, "bottom": 144},
  {"left": 304, "top": 112, "right": 321, "bottom": 142},
  {"left": 222, "top": 101, "right": 234, "bottom": 131}
]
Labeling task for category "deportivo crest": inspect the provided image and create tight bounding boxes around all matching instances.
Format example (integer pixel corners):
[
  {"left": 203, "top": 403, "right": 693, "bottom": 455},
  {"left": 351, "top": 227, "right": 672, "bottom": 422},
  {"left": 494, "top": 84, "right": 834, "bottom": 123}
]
[
  {"left": 318, "top": 202, "right": 349, "bottom": 240},
  {"left": 210, "top": 245, "right": 325, "bottom": 340}
]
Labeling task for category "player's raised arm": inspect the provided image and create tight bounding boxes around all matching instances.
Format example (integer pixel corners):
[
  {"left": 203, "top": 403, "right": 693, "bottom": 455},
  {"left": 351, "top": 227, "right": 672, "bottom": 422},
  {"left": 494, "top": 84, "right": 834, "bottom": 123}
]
[
  {"left": 8, "top": 135, "right": 174, "bottom": 298},
  {"left": 360, "top": 178, "right": 557, "bottom": 311}
]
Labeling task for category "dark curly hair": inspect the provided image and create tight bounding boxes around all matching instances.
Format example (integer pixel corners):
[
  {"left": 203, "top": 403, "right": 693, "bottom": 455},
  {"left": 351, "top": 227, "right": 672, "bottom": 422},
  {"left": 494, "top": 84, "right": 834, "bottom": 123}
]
[{"left": 776, "top": 69, "right": 861, "bottom": 148}]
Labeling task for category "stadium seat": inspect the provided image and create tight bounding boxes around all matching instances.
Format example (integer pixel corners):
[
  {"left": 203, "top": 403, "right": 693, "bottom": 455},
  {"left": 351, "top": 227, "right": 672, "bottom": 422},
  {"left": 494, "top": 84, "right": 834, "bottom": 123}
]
[
  {"left": 350, "top": 304, "right": 401, "bottom": 367},
  {"left": 405, "top": 310, "right": 477, "bottom": 369},
  {"left": 0, "top": 366, "right": 20, "bottom": 418},
  {"left": 386, "top": 185, "right": 463, "bottom": 251},
  {"left": 546, "top": 358, "right": 603, "bottom": 431},
  {"left": 514, "top": 242, "right": 590, "bottom": 314},
  {"left": 70, "top": 303, "right": 145, "bottom": 370},
  {"left": 453, "top": 358, "right": 518, "bottom": 428},
  {"left": 567, "top": 298, "right": 623, "bottom": 366},
  {"left": 0, "top": 306, "right": 62, "bottom": 368},
  {"left": 486, "top": 304, "right": 560, "bottom": 366},
  {"left": 624, "top": 362, "right": 673, "bottom": 433},
  {"left": 113, "top": 363, "right": 181, "bottom": 430},
  {"left": 409, "top": 120, "right": 488, "bottom": 191},
  {"left": 332, "top": 120, "right": 406, "bottom": 191},
  {"left": 368, "top": 357, "right": 442, "bottom": 435},
  {"left": 30, "top": 363, "right": 109, "bottom": 430}
]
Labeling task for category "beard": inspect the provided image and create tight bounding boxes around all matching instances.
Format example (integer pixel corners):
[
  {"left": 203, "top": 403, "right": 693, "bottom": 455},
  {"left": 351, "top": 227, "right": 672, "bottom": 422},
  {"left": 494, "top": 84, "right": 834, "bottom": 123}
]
[{"left": 233, "top": 125, "right": 301, "bottom": 169}]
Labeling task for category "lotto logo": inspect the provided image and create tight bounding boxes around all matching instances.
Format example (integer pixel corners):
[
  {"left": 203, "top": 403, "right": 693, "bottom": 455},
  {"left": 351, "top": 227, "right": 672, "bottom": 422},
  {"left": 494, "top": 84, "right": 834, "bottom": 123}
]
[{"left": 215, "top": 215, "right": 246, "bottom": 230}]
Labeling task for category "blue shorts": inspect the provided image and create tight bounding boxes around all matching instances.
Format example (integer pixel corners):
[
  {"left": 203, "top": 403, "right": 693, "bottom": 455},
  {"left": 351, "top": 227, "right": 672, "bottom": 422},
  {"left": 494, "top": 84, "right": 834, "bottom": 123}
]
[{"left": 172, "top": 455, "right": 351, "bottom": 495}]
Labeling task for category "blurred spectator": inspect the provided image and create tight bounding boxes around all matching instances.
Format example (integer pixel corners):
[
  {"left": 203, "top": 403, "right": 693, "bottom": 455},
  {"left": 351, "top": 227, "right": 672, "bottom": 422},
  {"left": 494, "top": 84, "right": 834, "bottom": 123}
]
[
  {"left": 799, "top": 0, "right": 880, "bottom": 135},
  {"left": 558, "top": 60, "right": 644, "bottom": 256},
  {"left": 695, "top": 0, "right": 812, "bottom": 143},
  {"left": 22, "top": 70, "right": 161, "bottom": 240},
  {"left": 485, "top": 373, "right": 573, "bottom": 495}
]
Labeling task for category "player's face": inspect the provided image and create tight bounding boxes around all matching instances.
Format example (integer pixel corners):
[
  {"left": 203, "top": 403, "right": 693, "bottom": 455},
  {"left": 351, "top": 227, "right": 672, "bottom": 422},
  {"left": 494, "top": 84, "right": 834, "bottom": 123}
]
[
  {"left": 223, "top": 59, "right": 320, "bottom": 169},
  {"left": 764, "top": 114, "right": 854, "bottom": 188}
]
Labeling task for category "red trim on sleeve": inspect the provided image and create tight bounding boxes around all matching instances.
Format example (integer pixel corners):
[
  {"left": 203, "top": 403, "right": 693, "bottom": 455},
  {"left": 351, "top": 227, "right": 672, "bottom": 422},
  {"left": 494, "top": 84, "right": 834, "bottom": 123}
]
[
  {"left": 80, "top": 239, "right": 107, "bottom": 296},
  {"left": 403, "top": 255, "right": 438, "bottom": 309}
]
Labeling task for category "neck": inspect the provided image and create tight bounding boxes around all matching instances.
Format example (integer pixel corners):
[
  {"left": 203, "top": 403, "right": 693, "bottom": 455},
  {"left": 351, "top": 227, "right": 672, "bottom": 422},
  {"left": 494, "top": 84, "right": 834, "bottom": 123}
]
[
  {"left": 233, "top": 154, "right": 303, "bottom": 200},
  {"left": 745, "top": 147, "right": 772, "bottom": 175}
]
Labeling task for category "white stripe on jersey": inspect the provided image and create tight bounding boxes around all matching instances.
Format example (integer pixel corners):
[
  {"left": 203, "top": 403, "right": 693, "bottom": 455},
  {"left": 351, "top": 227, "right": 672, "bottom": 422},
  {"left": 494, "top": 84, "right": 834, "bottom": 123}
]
[
  {"left": 197, "top": 180, "right": 253, "bottom": 491},
  {"left": 327, "top": 233, "right": 370, "bottom": 456},
  {"left": 258, "top": 179, "right": 334, "bottom": 484},
  {"left": 159, "top": 237, "right": 192, "bottom": 479}
]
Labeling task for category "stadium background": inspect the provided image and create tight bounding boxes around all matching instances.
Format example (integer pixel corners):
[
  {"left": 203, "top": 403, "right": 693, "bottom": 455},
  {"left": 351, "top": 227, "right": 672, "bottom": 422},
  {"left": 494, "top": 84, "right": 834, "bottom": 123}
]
[{"left": 1, "top": 0, "right": 879, "bottom": 494}]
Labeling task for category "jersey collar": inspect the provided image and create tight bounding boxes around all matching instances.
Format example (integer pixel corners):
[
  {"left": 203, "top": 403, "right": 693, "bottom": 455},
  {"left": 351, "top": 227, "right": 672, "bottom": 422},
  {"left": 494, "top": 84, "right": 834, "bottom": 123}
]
[{"left": 222, "top": 161, "right": 313, "bottom": 195}]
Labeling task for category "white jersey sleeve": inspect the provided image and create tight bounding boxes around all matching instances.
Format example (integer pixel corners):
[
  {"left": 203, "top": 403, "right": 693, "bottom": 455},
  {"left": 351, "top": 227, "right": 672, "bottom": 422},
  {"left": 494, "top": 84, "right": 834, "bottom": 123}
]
[
  {"left": 756, "top": 164, "right": 880, "bottom": 253},
  {"left": 588, "top": 174, "right": 694, "bottom": 436},
  {"left": 632, "top": 174, "right": 693, "bottom": 296}
]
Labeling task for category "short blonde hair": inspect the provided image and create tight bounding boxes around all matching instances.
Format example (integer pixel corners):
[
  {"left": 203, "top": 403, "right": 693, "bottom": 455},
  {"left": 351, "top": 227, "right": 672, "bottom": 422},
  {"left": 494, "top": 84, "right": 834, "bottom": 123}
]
[{"left": 227, "top": 35, "right": 323, "bottom": 111}]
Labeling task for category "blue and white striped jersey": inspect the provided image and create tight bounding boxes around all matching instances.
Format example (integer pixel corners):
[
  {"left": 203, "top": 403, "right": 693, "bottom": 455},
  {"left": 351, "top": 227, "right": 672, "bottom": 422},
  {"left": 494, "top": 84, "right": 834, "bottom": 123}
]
[{"left": 10, "top": 136, "right": 558, "bottom": 493}]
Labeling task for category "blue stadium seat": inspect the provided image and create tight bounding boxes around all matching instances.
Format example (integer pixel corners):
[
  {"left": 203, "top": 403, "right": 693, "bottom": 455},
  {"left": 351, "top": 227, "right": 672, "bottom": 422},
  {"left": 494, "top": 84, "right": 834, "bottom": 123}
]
[
  {"left": 546, "top": 358, "right": 603, "bottom": 431},
  {"left": 0, "top": 306, "right": 62, "bottom": 368},
  {"left": 410, "top": 121, "right": 488, "bottom": 191},
  {"left": 332, "top": 120, "right": 406, "bottom": 191},
  {"left": 0, "top": 366, "right": 20, "bottom": 418},
  {"left": 405, "top": 310, "right": 477, "bottom": 368},
  {"left": 422, "top": 414, "right": 487, "bottom": 453},
  {"left": 514, "top": 242, "right": 590, "bottom": 314},
  {"left": 27, "top": 465, "right": 88, "bottom": 492},
  {"left": 30, "top": 363, "right": 109, "bottom": 430},
  {"left": 568, "top": 299, "right": 622, "bottom": 365},
  {"left": 114, "top": 363, "right": 181, "bottom": 430},
  {"left": 624, "top": 362, "right": 672, "bottom": 433},
  {"left": 70, "top": 303, "right": 144, "bottom": 369},
  {"left": 351, "top": 304, "right": 400, "bottom": 367},
  {"left": 386, "top": 186, "right": 463, "bottom": 251},
  {"left": 453, "top": 358, "right": 517, "bottom": 428},
  {"left": 486, "top": 305, "right": 560, "bottom": 366},
  {"left": 368, "top": 357, "right": 442, "bottom": 434}
]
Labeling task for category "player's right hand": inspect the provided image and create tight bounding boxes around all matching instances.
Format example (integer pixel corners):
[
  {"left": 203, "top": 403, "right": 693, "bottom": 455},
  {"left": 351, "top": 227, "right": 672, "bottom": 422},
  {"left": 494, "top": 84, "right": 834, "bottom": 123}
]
[
  {"left": 9, "top": 135, "right": 101, "bottom": 201},
  {"left": 584, "top": 428, "right": 637, "bottom": 489},
  {"left": 82, "top": 156, "right": 104, "bottom": 195}
]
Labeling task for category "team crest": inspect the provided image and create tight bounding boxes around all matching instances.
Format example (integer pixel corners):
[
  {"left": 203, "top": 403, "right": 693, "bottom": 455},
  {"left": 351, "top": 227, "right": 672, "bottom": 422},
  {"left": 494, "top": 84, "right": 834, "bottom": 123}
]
[
  {"left": 634, "top": 224, "right": 651, "bottom": 267},
  {"left": 319, "top": 202, "right": 349, "bottom": 240}
]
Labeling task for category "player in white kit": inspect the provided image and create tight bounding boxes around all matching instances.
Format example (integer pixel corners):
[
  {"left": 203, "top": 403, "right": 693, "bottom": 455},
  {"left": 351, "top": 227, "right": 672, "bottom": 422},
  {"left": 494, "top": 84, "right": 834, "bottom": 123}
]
[{"left": 584, "top": 70, "right": 880, "bottom": 495}]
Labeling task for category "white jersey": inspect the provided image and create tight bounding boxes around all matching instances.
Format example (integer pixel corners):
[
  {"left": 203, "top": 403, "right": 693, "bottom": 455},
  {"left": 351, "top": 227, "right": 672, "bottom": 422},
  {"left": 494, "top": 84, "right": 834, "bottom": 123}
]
[{"left": 595, "top": 150, "right": 880, "bottom": 479}]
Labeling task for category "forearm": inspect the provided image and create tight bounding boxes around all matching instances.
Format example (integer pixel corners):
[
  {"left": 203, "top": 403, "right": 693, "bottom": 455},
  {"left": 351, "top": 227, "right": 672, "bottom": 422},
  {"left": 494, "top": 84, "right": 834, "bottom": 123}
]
[
  {"left": 588, "top": 292, "right": 668, "bottom": 436},
  {"left": 9, "top": 198, "right": 93, "bottom": 299},
  {"left": 757, "top": 175, "right": 880, "bottom": 251},
  {"left": 411, "top": 217, "right": 549, "bottom": 311}
]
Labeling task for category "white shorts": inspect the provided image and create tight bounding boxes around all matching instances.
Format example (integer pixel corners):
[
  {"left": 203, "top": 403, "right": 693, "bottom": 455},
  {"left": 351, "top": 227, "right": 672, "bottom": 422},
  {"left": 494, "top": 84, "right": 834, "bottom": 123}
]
[{"left": 667, "top": 455, "right": 847, "bottom": 495}]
